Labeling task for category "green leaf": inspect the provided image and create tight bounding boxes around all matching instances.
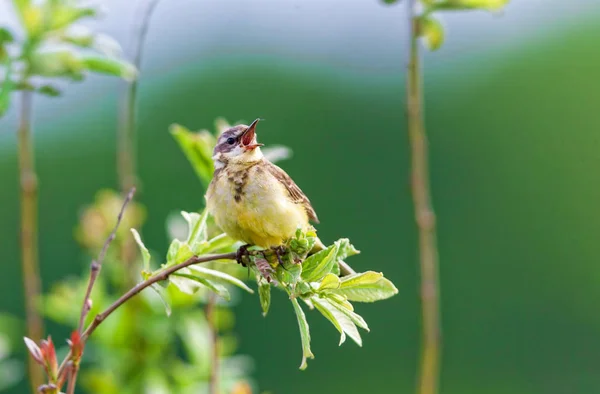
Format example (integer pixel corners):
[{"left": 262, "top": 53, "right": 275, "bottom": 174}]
[
  {"left": 420, "top": 16, "right": 445, "bottom": 51},
  {"left": 432, "top": 0, "right": 509, "bottom": 11},
  {"left": 276, "top": 260, "right": 302, "bottom": 285},
  {"left": 171, "top": 272, "right": 231, "bottom": 301},
  {"left": 12, "top": 0, "right": 30, "bottom": 18},
  {"left": 61, "top": 29, "right": 94, "bottom": 48},
  {"left": 196, "top": 233, "right": 238, "bottom": 254},
  {"left": 80, "top": 56, "right": 137, "bottom": 81},
  {"left": 166, "top": 238, "right": 182, "bottom": 263},
  {"left": 312, "top": 296, "right": 366, "bottom": 346},
  {"left": 20, "top": 4, "right": 44, "bottom": 36},
  {"left": 258, "top": 279, "right": 271, "bottom": 317},
  {"left": 170, "top": 270, "right": 202, "bottom": 295},
  {"left": 335, "top": 239, "right": 360, "bottom": 261},
  {"left": 130, "top": 229, "right": 150, "bottom": 271},
  {"left": 182, "top": 210, "right": 209, "bottom": 249},
  {"left": 0, "top": 28, "right": 14, "bottom": 47},
  {"left": 301, "top": 244, "right": 338, "bottom": 282},
  {"left": 37, "top": 85, "right": 61, "bottom": 97},
  {"left": 290, "top": 297, "right": 314, "bottom": 370},
  {"left": 312, "top": 297, "right": 346, "bottom": 345},
  {"left": 170, "top": 124, "right": 216, "bottom": 187},
  {"left": 49, "top": 5, "right": 98, "bottom": 31},
  {"left": 318, "top": 273, "right": 341, "bottom": 291},
  {"left": 327, "top": 296, "right": 370, "bottom": 332},
  {"left": 331, "top": 271, "right": 399, "bottom": 302},
  {"left": 150, "top": 283, "right": 171, "bottom": 316},
  {"left": 327, "top": 292, "right": 354, "bottom": 311},
  {"left": 166, "top": 241, "right": 193, "bottom": 266},
  {"left": 29, "top": 50, "right": 85, "bottom": 80},
  {"left": 188, "top": 265, "right": 254, "bottom": 294}
]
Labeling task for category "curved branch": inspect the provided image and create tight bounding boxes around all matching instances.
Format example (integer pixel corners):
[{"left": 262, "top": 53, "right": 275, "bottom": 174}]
[{"left": 57, "top": 251, "right": 237, "bottom": 378}]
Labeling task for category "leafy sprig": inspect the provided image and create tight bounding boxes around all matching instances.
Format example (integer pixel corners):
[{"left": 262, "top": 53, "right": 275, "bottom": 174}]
[
  {"left": 0, "top": 0, "right": 136, "bottom": 116},
  {"left": 382, "top": 0, "right": 510, "bottom": 51},
  {"left": 170, "top": 119, "right": 398, "bottom": 369}
]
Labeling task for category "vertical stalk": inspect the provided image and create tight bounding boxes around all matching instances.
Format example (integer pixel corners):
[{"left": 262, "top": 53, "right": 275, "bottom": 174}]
[
  {"left": 407, "top": 2, "right": 442, "bottom": 394},
  {"left": 18, "top": 89, "right": 44, "bottom": 392},
  {"left": 118, "top": 0, "right": 160, "bottom": 192},
  {"left": 206, "top": 294, "right": 219, "bottom": 394}
]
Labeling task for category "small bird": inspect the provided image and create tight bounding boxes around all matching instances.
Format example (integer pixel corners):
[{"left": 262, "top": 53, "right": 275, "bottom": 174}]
[{"left": 205, "top": 119, "right": 319, "bottom": 252}]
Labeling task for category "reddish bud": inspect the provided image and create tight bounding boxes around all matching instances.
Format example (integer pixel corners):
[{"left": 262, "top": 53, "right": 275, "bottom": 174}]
[
  {"left": 39, "top": 337, "right": 58, "bottom": 381},
  {"left": 68, "top": 331, "right": 84, "bottom": 360}
]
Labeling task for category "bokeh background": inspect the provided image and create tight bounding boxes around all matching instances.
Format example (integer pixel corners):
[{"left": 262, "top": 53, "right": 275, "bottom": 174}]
[{"left": 2, "top": 0, "right": 600, "bottom": 393}]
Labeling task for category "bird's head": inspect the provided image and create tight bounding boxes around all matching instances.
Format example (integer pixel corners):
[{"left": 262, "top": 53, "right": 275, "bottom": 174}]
[{"left": 213, "top": 118, "right": 264, "bottom": 168}]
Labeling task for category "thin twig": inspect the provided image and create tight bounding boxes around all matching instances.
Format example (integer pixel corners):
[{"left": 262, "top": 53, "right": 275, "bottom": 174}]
[
  {"left": 57, "top": 251, "right": 237, "bottom": 379},
  {"left": 118, "top": 0, "right": 161, "bottom": 192},
  {"left": 407, "top": 2, "right": 442, "bottom": 394},
  {"left": 66, "top": 366, "right": 78, "bottom": 394},
  {"left": 77, "top": 187, "right": 137, "bottom": 333},
  {"left": 339, "top": 261, "right": 356, "bottom": 276},
  {"left": 67, "top": 188, "right": 136, "bottom": 394},
  {"left": 206, "top": 293, "right": 219, "bottom": 394},
  {"left": 17, "top": 88, "right": 45, "bottom": 391}
]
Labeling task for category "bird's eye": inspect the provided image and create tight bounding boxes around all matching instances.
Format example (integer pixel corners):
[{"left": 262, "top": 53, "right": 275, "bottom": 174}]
[{"left": 226, "top": 137, "right": 236, "bottom": 145}]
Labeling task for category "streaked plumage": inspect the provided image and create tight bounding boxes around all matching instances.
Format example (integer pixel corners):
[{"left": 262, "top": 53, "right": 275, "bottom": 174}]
[{"left": 205, "top": 119, "right": 318, "bottom": 248}]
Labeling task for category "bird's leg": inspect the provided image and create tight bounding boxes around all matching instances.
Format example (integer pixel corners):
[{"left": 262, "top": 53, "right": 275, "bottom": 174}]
[
  {"left": 236, "top": 244, "right": 251, "bottom": 267},
  {"left": 272, "top": 245, "right": 291, "bottom": 270}
]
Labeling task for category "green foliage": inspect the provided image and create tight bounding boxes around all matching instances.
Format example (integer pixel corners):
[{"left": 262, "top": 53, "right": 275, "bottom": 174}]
[
  {"left": 290, "top": 298, "right": 314, "bottom": 370},
  {"left": 419, "top": 16, "right": 445, "bottom": 51},
  {"left": 38, "top": 113, "right": 398, "bottom": 393},
  {"left": 430, "top": 0, "right": 509, "bottom": 11},
  {"left": 231, "top": 229, "right": 398, "bottom": 370},
  {"left": 42, "top": 189, "right": 254, "bottom": 393},
  {"left": 0, "top": 0, "right": 135, "bottom": 117},
  {"left": 410, "top": 0, "right": 510, "bottom": 51},
  {"left": 171, "top": 118, "right": 399, "bottom": 370},
  {"left": 170, "top": 124, "right": 216, "bottom": 187},
  {"left": 331, "top": 271, "right": 398, "bottom": 302}
]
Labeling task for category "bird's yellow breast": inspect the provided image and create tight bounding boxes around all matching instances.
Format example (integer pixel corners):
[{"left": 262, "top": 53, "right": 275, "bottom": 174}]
[{"left": 206, "top": 163, "right": 310, "bottom": 248}]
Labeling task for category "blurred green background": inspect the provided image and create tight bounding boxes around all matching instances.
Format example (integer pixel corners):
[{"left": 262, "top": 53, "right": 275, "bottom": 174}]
[{"left": 2, "top": 0, "right": 600, "bottom": 393}]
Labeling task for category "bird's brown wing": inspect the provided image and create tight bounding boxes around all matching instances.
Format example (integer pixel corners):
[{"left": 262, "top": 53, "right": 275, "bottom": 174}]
[{"left": 265, "top": 161, "right": 319, "bottom": 223}]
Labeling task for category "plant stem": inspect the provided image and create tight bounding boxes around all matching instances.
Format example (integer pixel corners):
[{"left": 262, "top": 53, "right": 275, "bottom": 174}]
[
  {"left": 407, "top": 2, "right": 442, "bottom": 394},
  {"left": 206, "top": 293, "right": 219, "bottom": 394},
  {"left": 18, "top": 88, "right": 44, "bottom": 392},
  {"left": 66, "top": 366, "right": 78, "bottom": 394},
  {"left": 56, "top": 252, "right": 237, "bottom": 378},
  {"left": 118, "top": 0, "right": 160, "bottom": 192},
  {"left": 78, "top": 188, "right": 136, "bottom": 333}
]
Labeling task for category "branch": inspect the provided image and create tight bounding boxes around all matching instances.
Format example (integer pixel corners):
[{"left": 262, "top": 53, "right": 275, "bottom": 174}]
[
  {"left": 407, "top": 2, "right": 442, "bottom": 394},
  {"left": 65, "top": 188, "right": 136, "bottom": 394},
  {"left": 77, "top": 187, "right": 136, "bottom": 334},
  {"left": 17, "top": 87, "right": 45, "bottom": 391},
  {"left": 66, "top": 367, "right": 77, "bottom": 394},
  {"left": 57, "top": 251, "right": 237, "bottom": 379},
  {"left": 339, "top": 260, "right": 356, "bottom": 276}
]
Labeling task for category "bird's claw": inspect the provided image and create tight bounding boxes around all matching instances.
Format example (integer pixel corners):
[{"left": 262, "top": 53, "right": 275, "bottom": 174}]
[{"left": 236, "top": 244, "right": 251, "bottom": 267}]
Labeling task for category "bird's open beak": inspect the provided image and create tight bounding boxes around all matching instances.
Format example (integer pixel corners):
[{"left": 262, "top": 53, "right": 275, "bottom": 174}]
[{"left": 242, "top": 118, "right": 264, "bottom": 151}]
